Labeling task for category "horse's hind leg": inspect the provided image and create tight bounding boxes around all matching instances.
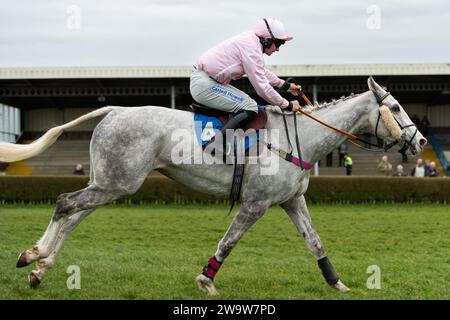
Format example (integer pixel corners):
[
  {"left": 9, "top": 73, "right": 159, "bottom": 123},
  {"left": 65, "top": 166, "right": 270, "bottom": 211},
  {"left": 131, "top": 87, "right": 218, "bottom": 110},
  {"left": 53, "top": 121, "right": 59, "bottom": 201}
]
[
  {"left": 17, "top": 185, "right": 123, "bottom": 288},
  {"left": 27, "top": 208, "right": 95, "bottom": 288},
  {"left": 196, "top": 200, "right": 270, "bottom": 295},
  {"left": 280, "top": 195, "right": 350, "bottom": 292}
]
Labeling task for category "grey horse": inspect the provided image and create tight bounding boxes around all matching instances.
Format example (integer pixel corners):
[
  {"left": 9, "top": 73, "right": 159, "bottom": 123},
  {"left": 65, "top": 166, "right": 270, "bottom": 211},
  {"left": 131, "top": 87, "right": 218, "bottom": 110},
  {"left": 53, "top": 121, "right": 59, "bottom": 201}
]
[{"left": 0, "top": 77, "right": 427, "bottom": 294}]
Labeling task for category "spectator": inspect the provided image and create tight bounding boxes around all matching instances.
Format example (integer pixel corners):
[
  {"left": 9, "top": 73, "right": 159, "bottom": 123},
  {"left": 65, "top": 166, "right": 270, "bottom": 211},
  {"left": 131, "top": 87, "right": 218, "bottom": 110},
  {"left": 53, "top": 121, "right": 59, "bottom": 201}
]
[
  {"left": 428, "top": 161, "right": 440, "bottom": 177},
  {"left": 411, "top": 158, "right": 425, "bottom": 177},
  {"left": 392, "top": 164, "right": 407, "bottom": 176},
  {"left": 73, "top": 163, "right": 85, "bottom": 176},
  {"left": 338, "top": 143, "right": 347, "bottom": 167},
  {"left": 424, "top": 159, "right": 431, "bottom": 176},
  {"left": 343, "top": 153, "right": 353, "bottom": 176},
  {"left": 377, "top": 155, "right": 393, "bottom": 176}
]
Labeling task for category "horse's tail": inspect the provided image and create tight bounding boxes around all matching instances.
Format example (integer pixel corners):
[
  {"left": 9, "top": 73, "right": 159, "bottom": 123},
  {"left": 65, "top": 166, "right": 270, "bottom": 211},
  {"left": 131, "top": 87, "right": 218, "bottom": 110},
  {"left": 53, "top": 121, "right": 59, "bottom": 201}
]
[{"left": 0, "top": 106, "right": 116, "bottom": 163}]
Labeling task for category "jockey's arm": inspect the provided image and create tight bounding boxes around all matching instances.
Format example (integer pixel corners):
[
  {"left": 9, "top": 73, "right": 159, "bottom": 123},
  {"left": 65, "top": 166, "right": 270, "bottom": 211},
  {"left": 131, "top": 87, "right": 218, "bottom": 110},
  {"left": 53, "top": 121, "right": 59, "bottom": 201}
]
[
  {"left": 241, "top": 50, "right": 289, "bottom": 108},
  {"left": 266, "top": 68, "right": 302, "bottom": 96}
]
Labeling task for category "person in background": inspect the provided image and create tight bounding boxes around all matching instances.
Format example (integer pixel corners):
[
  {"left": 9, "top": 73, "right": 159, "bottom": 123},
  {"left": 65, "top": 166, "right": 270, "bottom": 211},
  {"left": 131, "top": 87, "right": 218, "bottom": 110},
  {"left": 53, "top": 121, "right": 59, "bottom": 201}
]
[
  {"left": 377, "top": 155, "right": 393, "bottom": 176},
  {"left": 392, "top": 164, "right": 407, "bottom": 176},
  {"left": 428, "top": 161, "right": 440, "bottom": 177},
  {"left": 424, "top": 159, "right": 431, "bottom": 176},
  {"left": 343, "top": 153, "right": 353, "bottom": 176},
  {"left": 411, "top": 158, "right": 425, "bottom": 177},
  {"left": 73, "top": 163, "right": 85, "bottom": 176},
  {"left": 338, "top": 143, "right": 347, "bottom": 167}
]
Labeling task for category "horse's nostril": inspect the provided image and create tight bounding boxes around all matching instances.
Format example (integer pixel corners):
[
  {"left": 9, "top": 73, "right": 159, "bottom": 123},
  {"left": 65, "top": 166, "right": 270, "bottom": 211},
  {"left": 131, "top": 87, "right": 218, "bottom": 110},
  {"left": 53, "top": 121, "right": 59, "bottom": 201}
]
[{"left": 419, "top": 138, "right": 427, "bottom": 146}]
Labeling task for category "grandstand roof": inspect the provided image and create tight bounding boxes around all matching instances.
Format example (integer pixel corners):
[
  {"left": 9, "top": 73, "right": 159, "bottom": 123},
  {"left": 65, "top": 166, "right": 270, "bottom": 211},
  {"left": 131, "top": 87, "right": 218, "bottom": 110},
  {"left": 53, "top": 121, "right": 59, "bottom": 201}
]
[{"left": 1, "top": 63, "right": 449, "bottom": 79}]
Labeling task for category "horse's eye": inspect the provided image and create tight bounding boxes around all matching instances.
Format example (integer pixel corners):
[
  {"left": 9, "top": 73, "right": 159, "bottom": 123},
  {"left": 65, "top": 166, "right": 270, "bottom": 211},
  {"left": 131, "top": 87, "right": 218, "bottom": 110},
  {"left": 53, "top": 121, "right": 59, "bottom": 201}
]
[{"left": 391, "top": 104, "right": 400, "bottom": 112}]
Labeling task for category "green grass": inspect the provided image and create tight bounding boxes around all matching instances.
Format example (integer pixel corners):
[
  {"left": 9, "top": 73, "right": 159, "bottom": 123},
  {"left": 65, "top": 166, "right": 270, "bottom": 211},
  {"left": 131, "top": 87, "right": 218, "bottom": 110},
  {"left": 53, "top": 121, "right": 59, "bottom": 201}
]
[{"left": 0, "top": 203, "right": 448, "bottom": 299}]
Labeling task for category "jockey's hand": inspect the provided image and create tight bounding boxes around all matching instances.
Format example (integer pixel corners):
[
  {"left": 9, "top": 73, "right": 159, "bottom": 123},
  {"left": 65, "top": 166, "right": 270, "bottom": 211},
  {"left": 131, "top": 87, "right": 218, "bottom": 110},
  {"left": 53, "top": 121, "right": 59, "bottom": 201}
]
[
  {"left": 288, "top": 83, "right": 302, "bottom": 96},
  {"left": 291, "top": 101, "right": 313, "bottom": 114},
  {"left": 291, "top": 100, "right": 302, "bottom": 112}
]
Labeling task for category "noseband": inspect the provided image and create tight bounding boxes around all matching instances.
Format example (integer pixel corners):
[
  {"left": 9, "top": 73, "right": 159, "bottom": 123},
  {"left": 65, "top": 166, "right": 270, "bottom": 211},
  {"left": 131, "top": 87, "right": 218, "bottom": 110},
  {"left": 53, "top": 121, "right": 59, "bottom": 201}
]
[{"left": 373, "top": 91, "right": 418, "bottom": 155}]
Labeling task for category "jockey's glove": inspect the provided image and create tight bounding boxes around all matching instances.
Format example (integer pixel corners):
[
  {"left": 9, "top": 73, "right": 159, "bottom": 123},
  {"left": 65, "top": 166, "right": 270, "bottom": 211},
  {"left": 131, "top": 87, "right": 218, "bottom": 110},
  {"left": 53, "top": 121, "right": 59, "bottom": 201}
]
[{"left": 281, "top": 81, "right": 302, "bottom": 95}]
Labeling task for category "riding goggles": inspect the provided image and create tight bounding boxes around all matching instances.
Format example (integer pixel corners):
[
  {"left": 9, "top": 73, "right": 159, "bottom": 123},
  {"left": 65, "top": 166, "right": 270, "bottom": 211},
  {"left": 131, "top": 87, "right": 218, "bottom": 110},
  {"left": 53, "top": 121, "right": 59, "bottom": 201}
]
[{"left": 274, "top": 39, "right": 286, "bottom": 48}]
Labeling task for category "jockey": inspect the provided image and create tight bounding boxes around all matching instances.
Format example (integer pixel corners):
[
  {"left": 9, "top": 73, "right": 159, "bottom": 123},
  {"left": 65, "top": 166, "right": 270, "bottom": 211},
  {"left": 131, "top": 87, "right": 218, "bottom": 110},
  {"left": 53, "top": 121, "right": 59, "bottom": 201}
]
[{"left": 190, "top": 18, "right": 307, "bottom": 144}]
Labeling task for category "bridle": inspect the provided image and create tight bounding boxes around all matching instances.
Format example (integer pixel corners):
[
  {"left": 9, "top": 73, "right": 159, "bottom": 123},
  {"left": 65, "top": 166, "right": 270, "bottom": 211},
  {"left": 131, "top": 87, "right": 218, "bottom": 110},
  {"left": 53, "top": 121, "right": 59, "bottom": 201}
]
[
  {"left": 372, "top": 91, "right": 418, "bottom": 155},
  {"left": 270, "top": 83, "right": 419, "bottom": 171},
  {"left": 285, "top": 86, "right": 419, "bottom": 161}
]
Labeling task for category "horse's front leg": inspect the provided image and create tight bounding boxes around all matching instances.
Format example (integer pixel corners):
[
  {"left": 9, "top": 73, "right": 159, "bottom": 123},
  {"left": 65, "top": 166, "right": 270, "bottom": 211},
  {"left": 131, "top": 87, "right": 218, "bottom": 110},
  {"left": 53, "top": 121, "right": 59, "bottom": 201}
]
[
  {"left": 281, "top": 195, "right": 350, "bottom": 292},
  {"left": 196, "top": 200, "right": 270, "bottom": 295}
]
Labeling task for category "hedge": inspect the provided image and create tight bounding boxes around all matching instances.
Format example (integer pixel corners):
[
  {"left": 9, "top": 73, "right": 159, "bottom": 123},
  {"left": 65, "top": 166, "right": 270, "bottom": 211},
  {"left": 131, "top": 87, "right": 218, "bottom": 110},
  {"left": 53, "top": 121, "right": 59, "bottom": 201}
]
[
  {"left": 306, "top": 176, "right": 450, "bottom": 203},
  {"left": 0, "top": 176, "right": 449, "bottom": 204}
]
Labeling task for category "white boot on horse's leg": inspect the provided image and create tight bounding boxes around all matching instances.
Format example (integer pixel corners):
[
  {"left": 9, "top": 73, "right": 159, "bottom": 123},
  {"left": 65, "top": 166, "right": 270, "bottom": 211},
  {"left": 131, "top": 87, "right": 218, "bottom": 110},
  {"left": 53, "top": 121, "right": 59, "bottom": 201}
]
[{"left": 196, "top": 274, "right": 219, "bottom": 296}]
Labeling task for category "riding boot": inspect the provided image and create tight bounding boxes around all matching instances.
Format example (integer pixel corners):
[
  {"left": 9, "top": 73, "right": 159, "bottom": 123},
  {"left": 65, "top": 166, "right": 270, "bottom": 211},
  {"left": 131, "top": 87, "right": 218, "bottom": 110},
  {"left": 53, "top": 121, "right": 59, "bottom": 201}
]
[{"left": 203, "top": 110, "right": 257, "bottom": 162}]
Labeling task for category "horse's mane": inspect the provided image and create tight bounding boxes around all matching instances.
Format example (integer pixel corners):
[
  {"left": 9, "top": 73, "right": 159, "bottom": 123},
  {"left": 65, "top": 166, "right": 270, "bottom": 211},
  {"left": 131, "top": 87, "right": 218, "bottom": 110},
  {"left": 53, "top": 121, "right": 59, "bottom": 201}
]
[{"left": 266, "top": 92, "right": 364, "bottom": 115}]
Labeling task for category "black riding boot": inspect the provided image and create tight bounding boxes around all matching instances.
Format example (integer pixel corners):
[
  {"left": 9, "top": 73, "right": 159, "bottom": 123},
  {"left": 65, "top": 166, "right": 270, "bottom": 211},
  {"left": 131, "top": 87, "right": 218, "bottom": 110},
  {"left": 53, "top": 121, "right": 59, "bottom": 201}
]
[{"left": 203, "top": 110, "right": 258, "bottom": 154}]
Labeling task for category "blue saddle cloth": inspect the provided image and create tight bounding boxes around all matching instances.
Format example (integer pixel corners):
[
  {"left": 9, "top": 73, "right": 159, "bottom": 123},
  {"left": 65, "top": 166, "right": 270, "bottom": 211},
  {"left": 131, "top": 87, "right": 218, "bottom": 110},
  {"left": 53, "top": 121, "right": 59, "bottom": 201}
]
[{"left": 193, "top": 113, "right": 260, "bottom": 150}]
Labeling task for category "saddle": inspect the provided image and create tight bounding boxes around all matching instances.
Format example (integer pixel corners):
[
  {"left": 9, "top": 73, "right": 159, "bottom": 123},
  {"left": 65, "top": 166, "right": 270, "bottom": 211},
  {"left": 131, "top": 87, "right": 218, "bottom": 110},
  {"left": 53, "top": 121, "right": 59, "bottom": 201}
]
[
  {"left": 190, "top": 103, "right": 268, "bottom": 213},
  {"left": 190, "top": 103, "right": 267, "bottom": 131}
]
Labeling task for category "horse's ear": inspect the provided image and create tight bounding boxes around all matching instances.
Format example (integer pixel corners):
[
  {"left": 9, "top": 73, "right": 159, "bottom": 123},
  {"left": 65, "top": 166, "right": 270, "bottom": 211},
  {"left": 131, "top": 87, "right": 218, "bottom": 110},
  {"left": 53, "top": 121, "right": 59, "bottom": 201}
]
[
  {"left": 367, "top": 76, "right": 377, "bottom": 92},
  {"left": 367, "top": 76, "right": 385, "bottom": 95}
]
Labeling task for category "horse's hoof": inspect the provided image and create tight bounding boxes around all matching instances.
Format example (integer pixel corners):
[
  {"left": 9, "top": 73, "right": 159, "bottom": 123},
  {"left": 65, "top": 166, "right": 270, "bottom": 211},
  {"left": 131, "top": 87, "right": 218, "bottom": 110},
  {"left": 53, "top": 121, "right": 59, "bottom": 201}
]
[
  {"left": 28, "top": 271, "right": 41, "bottom": 289},
  {"left": 16, "top": 251, "right": 31, "bottom": 268},
  {"left": 331, "top": 280, "right": 350, "bottom": 292},
  {"left": 196, "top": 274, "right": 219, "bottom": 296}
]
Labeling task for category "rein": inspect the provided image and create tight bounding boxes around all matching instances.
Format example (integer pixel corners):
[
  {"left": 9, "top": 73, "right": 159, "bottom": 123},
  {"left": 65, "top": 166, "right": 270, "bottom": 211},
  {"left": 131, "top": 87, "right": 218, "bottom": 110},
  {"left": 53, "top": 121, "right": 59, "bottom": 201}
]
[
  {"left": 295, "top": 89, "right": 417, "bottom": 155},
  {"left": 259, "top": 83, "right": 417, "bottom": 171},
  {"left": 295, "top": 107, "right": 382, "bottom": 151}
]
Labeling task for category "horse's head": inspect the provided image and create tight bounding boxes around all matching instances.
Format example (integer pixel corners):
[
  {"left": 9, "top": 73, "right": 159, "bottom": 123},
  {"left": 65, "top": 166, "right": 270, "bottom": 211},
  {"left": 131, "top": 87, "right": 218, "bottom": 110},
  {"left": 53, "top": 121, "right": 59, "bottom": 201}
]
[{"left": 367, "top": 76, "right": 427, "bottom": 155}]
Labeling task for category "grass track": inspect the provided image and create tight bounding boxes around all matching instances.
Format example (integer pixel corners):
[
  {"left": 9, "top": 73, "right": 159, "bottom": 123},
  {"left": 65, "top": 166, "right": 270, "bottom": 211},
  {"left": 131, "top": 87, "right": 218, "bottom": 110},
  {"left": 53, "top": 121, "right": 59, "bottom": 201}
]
[{"left": 0, "top": 203, "right": 448, "bottom": 299}]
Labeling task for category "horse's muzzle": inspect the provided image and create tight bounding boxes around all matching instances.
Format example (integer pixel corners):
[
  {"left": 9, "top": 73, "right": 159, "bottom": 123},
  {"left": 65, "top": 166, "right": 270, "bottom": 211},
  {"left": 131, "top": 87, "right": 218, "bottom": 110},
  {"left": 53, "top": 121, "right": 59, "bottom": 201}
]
[{"left": 412, "top": 137, "right": 427, "bottom": 155}]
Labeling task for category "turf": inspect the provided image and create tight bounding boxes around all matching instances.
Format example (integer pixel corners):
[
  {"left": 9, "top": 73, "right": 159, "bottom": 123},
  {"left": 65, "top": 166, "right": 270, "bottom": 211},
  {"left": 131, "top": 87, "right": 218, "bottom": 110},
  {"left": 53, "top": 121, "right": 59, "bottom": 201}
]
[{"left": 0, "top": 203, "right": 448, "bottom": 299}]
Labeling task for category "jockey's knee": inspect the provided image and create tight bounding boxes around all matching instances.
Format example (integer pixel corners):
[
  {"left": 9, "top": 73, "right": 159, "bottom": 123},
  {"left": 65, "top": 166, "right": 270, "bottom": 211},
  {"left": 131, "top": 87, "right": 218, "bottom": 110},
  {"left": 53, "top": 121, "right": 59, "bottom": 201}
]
[
  {"left": 240, "top": 100, "right": 258, "bottom": 118},
  {"left": 243, "top": 109, "right": 258, "bottom": 121}
]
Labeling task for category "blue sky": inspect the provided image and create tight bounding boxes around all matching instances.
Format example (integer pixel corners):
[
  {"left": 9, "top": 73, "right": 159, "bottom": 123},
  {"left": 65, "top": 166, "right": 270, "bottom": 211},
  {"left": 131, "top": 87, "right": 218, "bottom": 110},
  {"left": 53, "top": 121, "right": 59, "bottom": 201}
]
[{"left": 0, "top": 0, "right": 449, "bottom": 67}]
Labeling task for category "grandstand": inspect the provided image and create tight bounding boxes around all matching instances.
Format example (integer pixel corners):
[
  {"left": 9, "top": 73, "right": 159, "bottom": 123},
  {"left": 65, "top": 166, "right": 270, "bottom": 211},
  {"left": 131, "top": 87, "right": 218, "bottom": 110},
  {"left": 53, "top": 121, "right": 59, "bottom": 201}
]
[{"left": 1, "top": 63, "right": 449, "bottom": 176}]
